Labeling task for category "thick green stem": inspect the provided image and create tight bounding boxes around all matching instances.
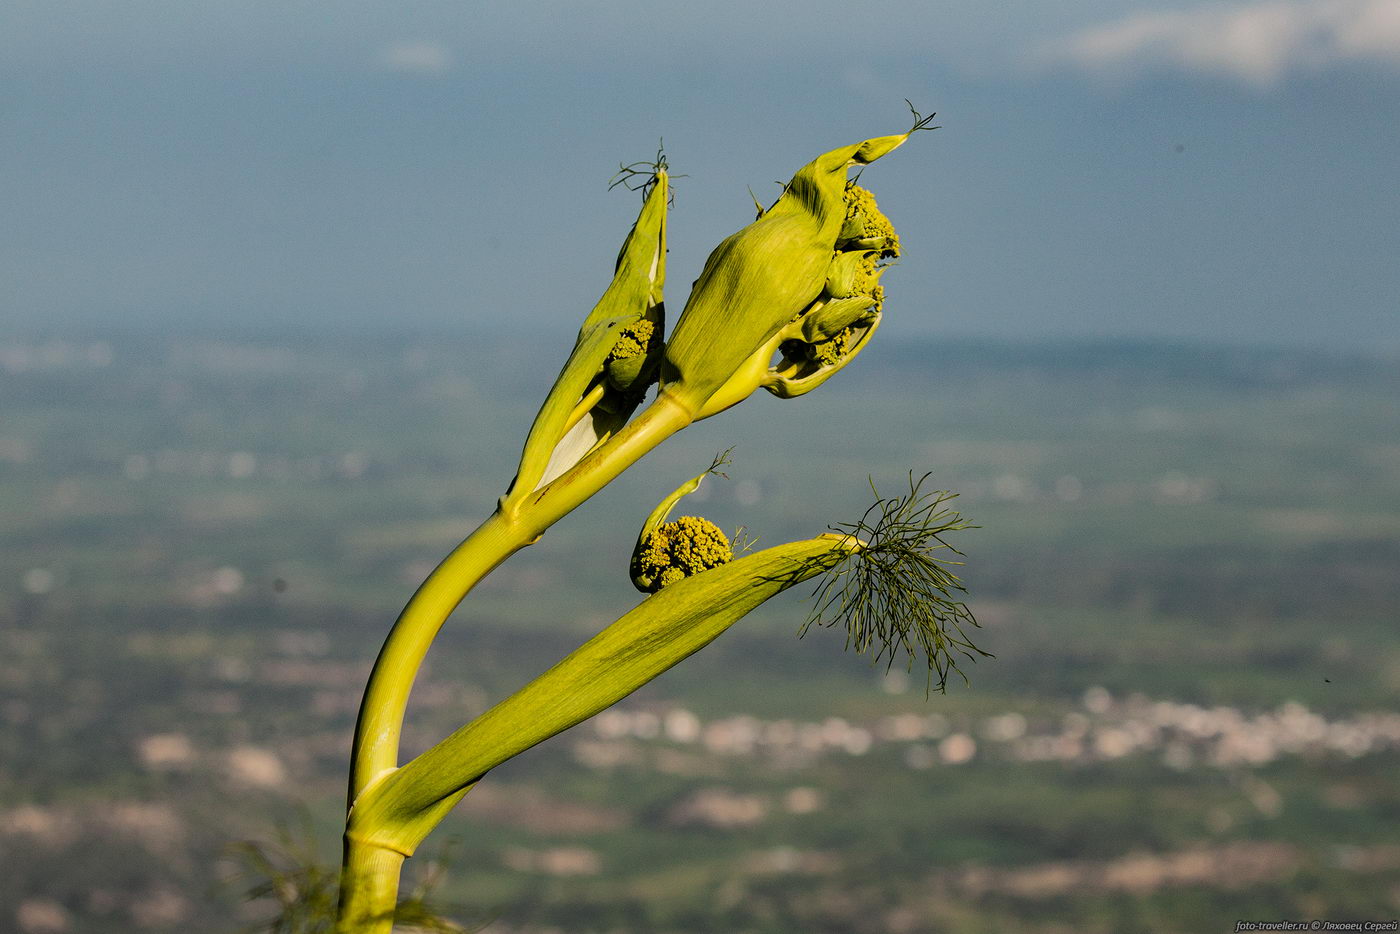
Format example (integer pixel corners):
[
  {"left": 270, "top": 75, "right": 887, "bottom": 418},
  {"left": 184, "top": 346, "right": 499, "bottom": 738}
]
[
  {"left": 339, "top": 391, "right": 694, "bottom": 924},
  {"left": 347, "top": 391, "right": 694, "bottom": 805},
  {"left": 335, "top": 841, "right": 404, "bottom": 934},
  {"left": 347, "top": 510, "right": 528, "bottom": 804}
]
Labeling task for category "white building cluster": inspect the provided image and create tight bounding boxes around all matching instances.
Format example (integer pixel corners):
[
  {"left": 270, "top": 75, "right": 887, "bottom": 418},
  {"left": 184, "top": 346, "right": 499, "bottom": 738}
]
[{"left": 579, "top": 689, "right": 1400, "bottom": 773}]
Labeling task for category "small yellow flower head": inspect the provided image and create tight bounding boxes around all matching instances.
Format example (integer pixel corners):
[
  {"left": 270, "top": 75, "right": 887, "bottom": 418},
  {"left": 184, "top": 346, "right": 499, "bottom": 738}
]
[
  {"left": 839, "top": 183, "right": 900, "bottom": 258},
  {"left": 607, "top": 318, "right": 656, "bottom": 362},
  {"left": 632, "top": 516, "right": 733, "bottom": 593},
  {"left": 604, "top": 317, "right": 661, "bottom": 393},
  {"left": 759, "top": 171, "right": 920, "bottom": 399},
  {"left": 786, "top": 327, "right": 853, "bottom": 368},
  {"left": 630, "top": 453, "right": 737, "bottom": 593}
]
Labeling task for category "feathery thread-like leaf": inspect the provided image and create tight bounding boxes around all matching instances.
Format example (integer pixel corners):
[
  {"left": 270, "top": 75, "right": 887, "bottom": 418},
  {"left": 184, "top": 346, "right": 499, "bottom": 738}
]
[{"left": 801, "top": 472, "right": 988, "bottom": 693}]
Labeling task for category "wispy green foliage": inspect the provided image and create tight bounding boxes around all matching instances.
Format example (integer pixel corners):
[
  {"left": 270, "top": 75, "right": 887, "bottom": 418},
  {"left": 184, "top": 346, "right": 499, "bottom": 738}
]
[
  {"left": 802, "top": 472, "right": 989, "bottom": 693},
  {"left": 608, "top": 141, "right": 685, "bottom": 204},
  {"left": 229, "top": 821, "right": 470, "bottom": 933}
]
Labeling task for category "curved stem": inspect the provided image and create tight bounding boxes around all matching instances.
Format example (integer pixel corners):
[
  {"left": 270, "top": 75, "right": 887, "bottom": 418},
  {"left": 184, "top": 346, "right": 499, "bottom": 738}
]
[
  {"left": 530, "top": 390, "right": 693, "bottom": 521},
  {"left": 347, "top": 390, "right": 696, "bottom": 805},
  {"left": 348, "top": 510, "right": 528, "bottom": 803}
]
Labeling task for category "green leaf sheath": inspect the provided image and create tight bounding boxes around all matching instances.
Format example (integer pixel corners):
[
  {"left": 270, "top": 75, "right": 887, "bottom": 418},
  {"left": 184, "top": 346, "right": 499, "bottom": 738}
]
[
  {"left": 661, "top": 133, "right": 909, "bottom": 418},
  {"left": 506, "top": 173, "right": 668, "bottom": 504},
  {"left": 347, "top": 535, "right": 854, "bottom": 857}
]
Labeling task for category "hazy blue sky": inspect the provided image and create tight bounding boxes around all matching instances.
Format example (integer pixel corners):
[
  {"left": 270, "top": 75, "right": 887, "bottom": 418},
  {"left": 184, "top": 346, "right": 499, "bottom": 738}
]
[{"left": 6, "top": 0, "right": 1399, "bottom": 348}]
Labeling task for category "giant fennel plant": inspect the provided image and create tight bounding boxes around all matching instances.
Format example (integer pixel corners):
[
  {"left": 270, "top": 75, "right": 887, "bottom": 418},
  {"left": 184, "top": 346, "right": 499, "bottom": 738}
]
[{"left": 333, "top": 106, "right": 984, "bottom": 932}]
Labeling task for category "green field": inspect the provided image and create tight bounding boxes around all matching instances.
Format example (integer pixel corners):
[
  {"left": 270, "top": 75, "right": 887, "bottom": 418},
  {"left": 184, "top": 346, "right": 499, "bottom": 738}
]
[{"left": 1, "top": 332, "right": 1397, "bottom": 932}]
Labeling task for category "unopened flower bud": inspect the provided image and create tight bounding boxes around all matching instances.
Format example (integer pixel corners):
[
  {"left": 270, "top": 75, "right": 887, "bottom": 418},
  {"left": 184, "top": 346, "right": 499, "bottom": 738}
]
[
  {"left": 659, "top": 119, "right": 929, "bottom": 421},
  {"left": 630, "top": 458, "right": 734, "bottom": 593},
  {"left": 506, "top": 167, "right": 669, "bottom": 503}
]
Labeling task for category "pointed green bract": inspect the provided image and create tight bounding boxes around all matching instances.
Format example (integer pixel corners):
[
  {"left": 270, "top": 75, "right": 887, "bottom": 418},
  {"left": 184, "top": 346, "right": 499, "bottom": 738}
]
[
  {"left": 660, "top": 132, "right": 913, "bottom": 419},
  {"left": 636, "top": 461, "right": 714, "bottom": 540},
  {"left": 345, "top": 534, "right": 855, "bottom": 857},
  {"left": 800, "top": 293, "right": 881, "bottom": 344},
  {"left": 506, "top": 171, "right": 669, "bottom": 505}
]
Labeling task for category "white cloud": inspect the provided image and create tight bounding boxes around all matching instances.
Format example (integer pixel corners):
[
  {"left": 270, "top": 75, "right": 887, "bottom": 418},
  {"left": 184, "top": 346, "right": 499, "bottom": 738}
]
[
  {"left": 1043, "top": 0, "right": 1400, "bottom": 85},
  {"left": 375, "top": 40, "right": 453, "bottom": 76}
]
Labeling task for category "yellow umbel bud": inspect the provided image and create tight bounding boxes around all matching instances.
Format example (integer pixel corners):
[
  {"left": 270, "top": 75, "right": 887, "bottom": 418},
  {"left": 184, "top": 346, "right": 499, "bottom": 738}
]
[
  {"left": 839, "top": 183, "right": 900, "bottom": 257},
  {"left": 629, "top": 454, "right": 737, "bottom": 593},
  {"left": 604, "top": 317, "right": 661, "bottom": 394},
  {"left": 631, "top": 515, "right": 733, "bottom": 594}
]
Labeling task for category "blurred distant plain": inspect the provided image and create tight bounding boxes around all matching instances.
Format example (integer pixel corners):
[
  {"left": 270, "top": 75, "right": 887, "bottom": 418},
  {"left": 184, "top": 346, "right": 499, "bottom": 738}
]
[
  {"left": 8, "top": 1, "right": 1400, "bottom": 930},
  {"left": 2, "top": 330, "right": 1398, "bottom": 932}
]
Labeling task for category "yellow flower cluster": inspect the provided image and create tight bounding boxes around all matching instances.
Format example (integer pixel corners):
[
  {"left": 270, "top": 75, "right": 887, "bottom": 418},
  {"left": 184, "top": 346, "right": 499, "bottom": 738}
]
[
  {"left": 840, "top": 183, "right": 901, "bottom": 258},
  {"left": 606, "top": 318, "right": 656, "bottom": 364},
  {"left": 603, "top": 317, "right": 662, "bottom": 399},
  {"left": 777, "top": 181, "right": 898, "bottom": 371},
  {"left": 631, "top": 515, "right": 732, "bottom": 593},
  {"left": 806, "top": 329, "right": 851, "bottom": 367}
]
